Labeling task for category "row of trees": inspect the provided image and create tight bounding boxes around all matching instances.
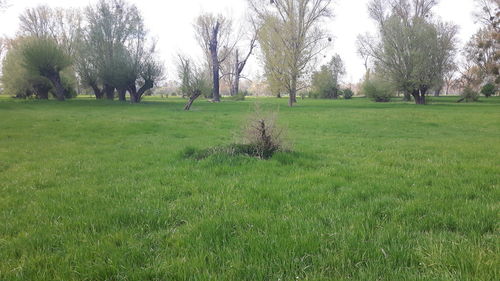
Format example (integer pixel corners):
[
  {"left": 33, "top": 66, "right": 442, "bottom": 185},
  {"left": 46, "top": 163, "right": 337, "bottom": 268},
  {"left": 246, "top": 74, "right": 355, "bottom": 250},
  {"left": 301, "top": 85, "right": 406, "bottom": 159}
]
[
  {"left": 1, "top": 0, "right": 498, "bottom": 107},
  {"left": 1, "top": 0, "right": 163, "bottom": 102}
]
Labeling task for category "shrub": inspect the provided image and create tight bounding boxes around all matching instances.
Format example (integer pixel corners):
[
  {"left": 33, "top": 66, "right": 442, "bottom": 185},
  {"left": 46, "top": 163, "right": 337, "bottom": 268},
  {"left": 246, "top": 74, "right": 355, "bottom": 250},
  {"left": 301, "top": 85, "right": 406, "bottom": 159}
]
[
  {"left": 480, "top": 83, "right": 496, "bottom": 98},
  {"left": 458, "top": 87, "right": 480, "bottom": 103},
  {"left": 362, "top": 78, "right": 393, "bottom": 102},
  {"left": 229, "top": 91, "right": 247, "bottom": 101},
  {"left": 343, "top": 88, "right": 354, "bottom": 99}
]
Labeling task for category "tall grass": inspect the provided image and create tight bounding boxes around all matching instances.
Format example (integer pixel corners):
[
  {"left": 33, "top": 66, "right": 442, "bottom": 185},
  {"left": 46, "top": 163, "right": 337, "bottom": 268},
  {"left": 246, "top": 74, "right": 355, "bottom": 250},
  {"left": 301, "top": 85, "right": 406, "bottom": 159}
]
[{"left": 0, "top": 96, "right": 498, "bottom": 280}]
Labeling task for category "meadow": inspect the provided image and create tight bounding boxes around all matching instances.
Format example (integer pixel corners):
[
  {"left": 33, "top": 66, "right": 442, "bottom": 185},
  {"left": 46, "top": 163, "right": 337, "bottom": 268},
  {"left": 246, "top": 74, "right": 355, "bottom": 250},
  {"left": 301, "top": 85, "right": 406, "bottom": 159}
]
[{"left": 0, "top": 96, "right": 499, "bottom": 281}]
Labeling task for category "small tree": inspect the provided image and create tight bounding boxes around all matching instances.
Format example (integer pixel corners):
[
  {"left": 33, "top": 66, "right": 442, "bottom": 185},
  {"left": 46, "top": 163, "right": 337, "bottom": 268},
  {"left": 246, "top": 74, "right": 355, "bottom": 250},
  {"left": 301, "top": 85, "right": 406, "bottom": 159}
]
[
  {"left": 481, "top": 83, "right": 496, "bottom": 97},
  {"left": 458, "top": 87, "right": 480, "bottom": 103},
  {"left": 177, "top": 55, "right": 211, "bottom": 111},
  {"left": 343, "top": 88, "right": 354, "bottom": 99},
  {"left": 20, "top": 37, "right": 71, "bottom": 101},
  {"left": 362, "top": 77, "right": 393, "bottom": 102}
]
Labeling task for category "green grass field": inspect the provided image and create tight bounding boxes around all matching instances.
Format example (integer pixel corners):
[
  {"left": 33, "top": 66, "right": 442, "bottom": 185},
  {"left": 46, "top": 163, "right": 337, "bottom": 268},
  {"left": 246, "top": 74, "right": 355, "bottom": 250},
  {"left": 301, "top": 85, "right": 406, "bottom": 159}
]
[{"left": 0, "top": 96, "right": 499, "bottom": 281}]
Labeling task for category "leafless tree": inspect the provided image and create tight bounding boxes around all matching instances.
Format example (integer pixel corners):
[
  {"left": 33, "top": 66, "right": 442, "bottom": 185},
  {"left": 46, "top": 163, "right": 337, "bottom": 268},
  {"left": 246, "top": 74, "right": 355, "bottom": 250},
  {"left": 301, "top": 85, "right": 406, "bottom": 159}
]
[
  {"left": 226, "top": 18, "right": 259, "bottom": 96},
  {"left": 194, "top": 13, "right": 235, "bottom": 102}
]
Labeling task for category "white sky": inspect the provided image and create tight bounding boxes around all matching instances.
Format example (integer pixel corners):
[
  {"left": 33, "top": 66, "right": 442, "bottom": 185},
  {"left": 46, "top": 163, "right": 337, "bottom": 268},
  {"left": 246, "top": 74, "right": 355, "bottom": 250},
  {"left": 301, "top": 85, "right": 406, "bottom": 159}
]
[{"left": 0, "top": 0, "right": 480, "bottom": 84}]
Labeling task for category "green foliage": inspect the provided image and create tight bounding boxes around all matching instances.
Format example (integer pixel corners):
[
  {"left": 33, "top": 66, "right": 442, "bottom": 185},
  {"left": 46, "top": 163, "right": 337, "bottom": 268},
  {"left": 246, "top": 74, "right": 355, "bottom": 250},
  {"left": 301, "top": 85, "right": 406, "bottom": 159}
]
[
  {"left": 20, "top": 37, "right": 71, "bottom": 78},
  {"left": 362, "top": 78, "right": 394, "bottom": 102},
  {"left": 311, "top": 65, "right": 338, "bottom": 99},
  {"left": 1, "top": 38, "right": 58, "bottom": 99},
  {"left": 461, "top": 87, "right": 480, "bottom": 102},
  {"left": 481, "top": 83, "right": 496, "bottom": 97},
  {"left": 228, "top": 91, "right": 247, "bottom": 101},
  {"left": 343, "top": 88, "right": 354, "bottom": 99},
  {"left": 311, "top": 55, "right": 345, "bottom": 100}
]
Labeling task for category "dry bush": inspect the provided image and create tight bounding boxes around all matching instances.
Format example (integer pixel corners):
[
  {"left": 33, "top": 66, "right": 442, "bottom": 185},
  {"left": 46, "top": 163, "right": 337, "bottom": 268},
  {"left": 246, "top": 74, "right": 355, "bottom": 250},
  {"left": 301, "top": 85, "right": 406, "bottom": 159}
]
[{"left": 241, "top": 104, "right": 287, "bottom": 159}]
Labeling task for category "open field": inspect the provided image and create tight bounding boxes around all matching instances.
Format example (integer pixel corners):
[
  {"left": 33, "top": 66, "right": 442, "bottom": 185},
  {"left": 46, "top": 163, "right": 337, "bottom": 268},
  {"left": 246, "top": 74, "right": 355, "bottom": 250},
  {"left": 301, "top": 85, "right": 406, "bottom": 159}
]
[{"left": 0, "top": 96, "right": 499, "bottom": 280}]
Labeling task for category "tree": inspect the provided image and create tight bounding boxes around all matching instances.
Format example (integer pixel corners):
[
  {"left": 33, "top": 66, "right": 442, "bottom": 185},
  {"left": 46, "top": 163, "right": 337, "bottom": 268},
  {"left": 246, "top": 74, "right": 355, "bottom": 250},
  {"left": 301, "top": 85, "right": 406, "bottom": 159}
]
[
  {"left": 311, "top": 55, "right": 344, "bottom": 99},
  {"left": 358, "top": 0, "right": 458, "bottom": 105},
  {"left": 464, "top": 0, "right": 500, "bottom": 88},
  {"left": 18, "top": 6, "right": 83, "bottom": 57},
  {"left": 227, "top": 19, "right": 259, "bottom": 96},
  {"left": 249, "top": 0, "right": 333, "bottom": 107},
  {"left": 481, "top": 82, "right": 497, "bottom": 97},
  {"left": 177, "top": 55, "right": 211, "bottom": 110},
  {"left": 2, "top": 38, "right": 52, "bottom": 99},
  {"left": 83, "top": 0, "right": 144, "bottom": 100},
  {"left": 194, "top": 13, "right": 235, "bottom": 102},
  {"left": 20, "top": 37, "right": 72, "bottom": 101}
]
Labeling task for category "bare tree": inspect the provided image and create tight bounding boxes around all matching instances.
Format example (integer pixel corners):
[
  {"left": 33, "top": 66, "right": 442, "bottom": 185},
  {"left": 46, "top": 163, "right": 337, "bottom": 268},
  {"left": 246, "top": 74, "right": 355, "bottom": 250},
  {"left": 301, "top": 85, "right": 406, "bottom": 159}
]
[
  {"left": 194, "top": 13, "right": 235, "bottom": 102},
  {"left": 249, "top": 0, "right": 333, "bottom": 107},
  {"left": 227, "top": 19, "right": 259, "bottom": 96}
]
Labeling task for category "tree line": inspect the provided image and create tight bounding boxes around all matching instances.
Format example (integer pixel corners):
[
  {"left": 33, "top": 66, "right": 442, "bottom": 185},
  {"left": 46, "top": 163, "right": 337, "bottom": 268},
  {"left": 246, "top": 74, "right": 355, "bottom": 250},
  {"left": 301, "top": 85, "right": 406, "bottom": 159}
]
[{"left": 0, "top": 0, "right": 498, "bottom": 107}]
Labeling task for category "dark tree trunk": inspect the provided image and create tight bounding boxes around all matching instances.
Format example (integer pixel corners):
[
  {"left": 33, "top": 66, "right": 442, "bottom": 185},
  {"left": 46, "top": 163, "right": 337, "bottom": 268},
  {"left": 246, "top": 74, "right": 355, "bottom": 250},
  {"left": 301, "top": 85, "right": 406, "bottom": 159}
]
[
  {"left": 90, "top": 83, "right": 104, "bottom": 100},
  {"left": 118, "top": 88, "right": 127, "bottom": 101},
  {"left": 184, "top": 90, "right": 202, "bottom": 111},
  {"left": 47, "top": 73, "right": 66, "bottom": 101},
  {"left": 33, "top": 84, "right": 50, "bottom": 100},
  {"left": 277, "top": 93, "right": 281, "bottom": 98},
  {"left": 289, "top": 76, "right": 298, "bottom": 107},
  {"left": 129, "top": 80, "right": 154, "bottom": 103},
  {"left": 104, "top": 84, "right": 115, "bottom": 100},
  {"left": 210, "top": 22, "right": 221, "bottom": 102},
  {"left": 412, "top": 88, "right": 427, "bottom": 105}
]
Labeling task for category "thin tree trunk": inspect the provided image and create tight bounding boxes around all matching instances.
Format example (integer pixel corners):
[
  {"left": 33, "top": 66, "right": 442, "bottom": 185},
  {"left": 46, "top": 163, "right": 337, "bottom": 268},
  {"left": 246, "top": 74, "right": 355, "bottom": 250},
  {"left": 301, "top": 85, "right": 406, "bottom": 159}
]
[
  {"left": 231, "top": 50, "right": 240, "bottom": 96},
  {"left": 289, "top": 75, "right": 298, "bottom": 107},
  {"left": 210, "top": 22, "right": 221, "bottom": 102},
  {"left": 184, "top": 91, "right": 202, "bottom": 110}
]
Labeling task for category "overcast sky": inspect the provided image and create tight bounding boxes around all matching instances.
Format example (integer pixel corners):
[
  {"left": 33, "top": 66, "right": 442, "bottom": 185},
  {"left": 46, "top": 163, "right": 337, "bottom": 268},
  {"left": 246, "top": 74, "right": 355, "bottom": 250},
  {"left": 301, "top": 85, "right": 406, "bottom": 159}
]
[{"left": 0, "top": 0, "right": 480, "bottom": 84}]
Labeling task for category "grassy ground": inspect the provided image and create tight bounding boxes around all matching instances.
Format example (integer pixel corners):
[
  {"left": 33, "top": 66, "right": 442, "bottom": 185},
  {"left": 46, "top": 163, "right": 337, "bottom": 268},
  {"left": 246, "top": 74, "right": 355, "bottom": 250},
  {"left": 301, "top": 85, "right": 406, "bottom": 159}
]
[{"left": 0, "top": 96, "right": 499, "bottom": 281}]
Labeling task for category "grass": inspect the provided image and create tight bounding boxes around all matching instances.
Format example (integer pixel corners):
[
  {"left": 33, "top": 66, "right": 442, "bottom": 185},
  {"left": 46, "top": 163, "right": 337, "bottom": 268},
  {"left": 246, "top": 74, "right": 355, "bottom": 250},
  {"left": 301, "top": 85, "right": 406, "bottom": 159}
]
[{"left": 0, "top": 96, "right": 499, "bottom": 281}]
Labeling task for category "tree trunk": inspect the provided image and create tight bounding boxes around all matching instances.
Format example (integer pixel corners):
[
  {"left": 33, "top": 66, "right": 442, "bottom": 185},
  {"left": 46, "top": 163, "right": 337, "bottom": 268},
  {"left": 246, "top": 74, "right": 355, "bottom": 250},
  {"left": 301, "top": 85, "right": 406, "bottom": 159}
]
[
  {"left": 210, "top": 22, "right": 221, "bottom": 102},
  {"left": 184, "top": 90, "right": 202, "bottom": 111},
  {"left": 118, "top": 88, "right": 127, "bottom": 101},
  {"left": 47, "top": 73, "right": 66, "bottom": 101},
  {"left": 33, "top": 84, "right": 50, "bottom": 100},
  {"left": 402, "top": 92, "right": 412, "bottom": 101},
  {"left": 104, "top": 84, "right": 115, "bottom": 100},
  {"left": 412, "top": 89, "right": 427, "bottom": 105},
  {"left": 231, "top": 50, "right": 240, "bottom": 96},
  {"left": 289, "top": 75, "right": 298, "bottom": 107},
  {"left": 90, "top": 83, "right": 104, "bottom": 99}
]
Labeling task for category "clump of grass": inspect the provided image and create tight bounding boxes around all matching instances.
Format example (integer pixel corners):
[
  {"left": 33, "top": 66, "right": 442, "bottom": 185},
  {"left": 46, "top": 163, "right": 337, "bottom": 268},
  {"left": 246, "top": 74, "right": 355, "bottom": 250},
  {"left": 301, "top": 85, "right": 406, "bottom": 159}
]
[{"left": 183, "top": 104, "right": 288, "bottom": 160}]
